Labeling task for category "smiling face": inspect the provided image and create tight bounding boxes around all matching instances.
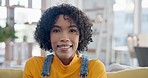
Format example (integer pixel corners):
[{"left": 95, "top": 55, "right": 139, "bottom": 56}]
[{"left": 50, "top": 14, "right": 79, "bottom": 61}]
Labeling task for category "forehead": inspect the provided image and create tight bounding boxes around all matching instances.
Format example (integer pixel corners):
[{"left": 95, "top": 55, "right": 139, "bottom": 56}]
[{"left": 54, "top": 14, "right": 76, "bottom": 25}]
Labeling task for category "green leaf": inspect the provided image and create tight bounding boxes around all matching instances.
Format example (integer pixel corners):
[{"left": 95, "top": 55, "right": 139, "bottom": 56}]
[{"left": 0, "top": 23, "right": 17, "bottom": 42}]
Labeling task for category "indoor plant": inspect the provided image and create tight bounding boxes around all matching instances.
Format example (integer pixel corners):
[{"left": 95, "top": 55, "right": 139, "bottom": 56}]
[{"left": 0, "top": 23, "right": 17, "bottom": 66}]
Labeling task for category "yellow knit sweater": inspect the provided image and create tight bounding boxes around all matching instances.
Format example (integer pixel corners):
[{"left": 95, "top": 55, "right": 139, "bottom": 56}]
[{"left": 23, "top": 54, "right": 107, "bottom": 78}]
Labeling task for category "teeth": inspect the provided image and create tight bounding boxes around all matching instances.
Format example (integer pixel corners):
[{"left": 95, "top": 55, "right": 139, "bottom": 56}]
[{"left": 60, "top": 45, "right": 70, "bottom": 48}]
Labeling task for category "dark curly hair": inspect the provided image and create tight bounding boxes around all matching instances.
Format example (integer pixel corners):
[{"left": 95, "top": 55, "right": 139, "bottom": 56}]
[{"left": 34, "top": 4, "right": 93, "bottom": 52}]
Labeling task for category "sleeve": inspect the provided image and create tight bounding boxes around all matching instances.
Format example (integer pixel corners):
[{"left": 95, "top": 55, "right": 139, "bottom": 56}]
[
  {"left": 98, "top": 71, "right": 107, "bottom": 78},
  {"left": 23, "top": 59, "right": 33, "bottom": 78}
]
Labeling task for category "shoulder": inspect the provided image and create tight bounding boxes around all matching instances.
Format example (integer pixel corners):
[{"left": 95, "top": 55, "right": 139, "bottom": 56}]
[
  {"left": 88, "top": 59, "right": 106, "bottom": 77},
  {"left": 25, "top": 56, "right": 45, "bottom": 66},
  {"left": 26, "top": 56, "right": 45, "bottom": 62},
  {"left": 24, "top": 56, "right": 46, "bottom": 72},
  {"left": 23, "top": 56, "right": 46, "bottom": 77},
  {"left": 88, "top": 59, "right": 105, "bottom": 68}
]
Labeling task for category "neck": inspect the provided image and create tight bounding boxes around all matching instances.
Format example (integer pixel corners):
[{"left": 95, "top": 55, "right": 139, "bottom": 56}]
[
  {"left": 60, "top": 54, "right": 75, "bottom": 65},
  {"left": 60, "top": 58, "right": 73, "bottom": 65}
]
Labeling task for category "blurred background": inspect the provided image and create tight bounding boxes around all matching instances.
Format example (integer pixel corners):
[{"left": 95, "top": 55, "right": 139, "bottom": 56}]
[{"left": 0, "top": 0, "right": 148, "bottom": 68}]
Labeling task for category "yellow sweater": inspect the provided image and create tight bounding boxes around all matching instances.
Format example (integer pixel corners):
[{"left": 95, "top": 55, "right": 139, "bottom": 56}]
[{"left": 23, "top": 54, "right": 107, "bottom": 78}]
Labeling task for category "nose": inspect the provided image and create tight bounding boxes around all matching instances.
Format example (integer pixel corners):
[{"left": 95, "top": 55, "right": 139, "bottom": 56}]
[{"left": 60, "top": 31, "right": 70, "bottom": 42}]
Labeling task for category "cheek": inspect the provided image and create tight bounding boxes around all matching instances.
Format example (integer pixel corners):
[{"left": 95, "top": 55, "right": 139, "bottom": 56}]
[
  {"left": 50, "top": 35, "right": 59, "bottom": 47},
  {"left": 50, "top": 33, "right": 59, "bottom": 41},
  {"left": 73, "top": 36, "right": 79, "bottom": 45}
]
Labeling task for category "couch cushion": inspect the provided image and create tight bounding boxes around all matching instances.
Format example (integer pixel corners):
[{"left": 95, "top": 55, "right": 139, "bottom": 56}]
[
  {"left": 0, "top": 67, "right": 148, "bottom": 78},
  {"left": 107, "top": 67, "right": 148, "bottom": 78},
  {"left": 0, "top": 68, "right": 23, "bottom": 78}
]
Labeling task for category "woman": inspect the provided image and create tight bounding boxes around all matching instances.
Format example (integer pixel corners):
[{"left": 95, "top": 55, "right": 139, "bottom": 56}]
[{"left": 23, "top": 4, "right": 107, "bottom": 78}]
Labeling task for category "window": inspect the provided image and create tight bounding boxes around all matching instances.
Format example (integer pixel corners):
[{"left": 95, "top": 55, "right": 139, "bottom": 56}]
[
  {"left": 0, "top": 6, "right": 7, "bottom": 27},
  {"left": 32, "top": 0, "right": 41, "bottom": 9}
]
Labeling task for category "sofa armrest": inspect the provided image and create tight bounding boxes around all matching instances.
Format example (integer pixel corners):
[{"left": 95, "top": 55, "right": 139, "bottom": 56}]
[
  {"left": 107, "top": 67, "right": 148, "bottom": 78},
  {"left": 0, "top": 68, "right": 23, "bottom": 78}
]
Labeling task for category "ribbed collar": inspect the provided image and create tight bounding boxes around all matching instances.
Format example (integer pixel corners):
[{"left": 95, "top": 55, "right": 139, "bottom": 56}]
[{"left": 52, "top": 53, "right": 81, "bottom": 73}]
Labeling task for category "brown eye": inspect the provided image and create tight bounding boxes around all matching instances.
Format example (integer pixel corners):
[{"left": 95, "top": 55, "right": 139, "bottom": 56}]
[
  {"left": 69, "top": 29, "right": 77, "bottom": 33},
  {"left": 69, "top": 28, "right": 79, "bottom": 35},
  {"left": 51, "top": 29, "right": 60, "bottom": 33}
]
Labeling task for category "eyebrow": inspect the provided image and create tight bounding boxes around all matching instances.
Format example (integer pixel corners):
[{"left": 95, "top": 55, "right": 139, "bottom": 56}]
[
  {"left": 69, "top": 25, "right": 78, "bottom": 28},
  {"left": 52, "top": 25, "right": 61, "bottom": 28},
  {"left": 52, "top": 24, "right": 77, "bottom": 28}
]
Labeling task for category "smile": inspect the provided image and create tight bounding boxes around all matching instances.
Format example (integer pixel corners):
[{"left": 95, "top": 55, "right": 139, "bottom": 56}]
[{"left": 57, "top": 45, "right": 72, "bottom": 49}]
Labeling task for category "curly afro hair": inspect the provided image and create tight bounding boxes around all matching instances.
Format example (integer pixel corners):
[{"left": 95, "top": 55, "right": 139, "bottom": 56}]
[{"left": 34, "top": 4, "right": 93, "bottom": 52}]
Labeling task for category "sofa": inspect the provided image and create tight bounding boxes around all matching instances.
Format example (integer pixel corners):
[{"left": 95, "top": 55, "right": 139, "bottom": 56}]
[
  {"left": 0, "top": 68, "right": 23, "bottom": 78},
  {"left": 107, "top": 67, "right": 148, "bottom": 78},
  {"left": 0, "top": 67, "right": 148, "bottom": 78}
]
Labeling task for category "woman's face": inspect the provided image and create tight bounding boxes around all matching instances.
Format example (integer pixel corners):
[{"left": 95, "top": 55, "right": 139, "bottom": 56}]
[{"left": 50, "top": 14, "right": 79, "bottom": 60}]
